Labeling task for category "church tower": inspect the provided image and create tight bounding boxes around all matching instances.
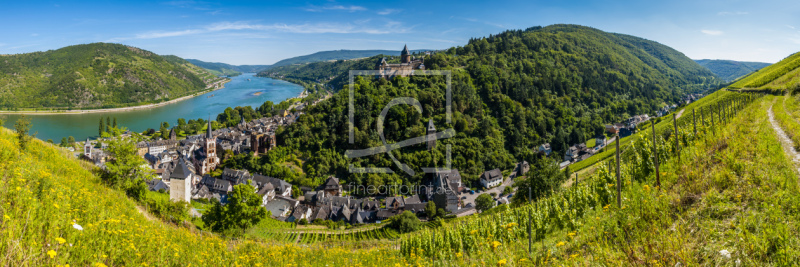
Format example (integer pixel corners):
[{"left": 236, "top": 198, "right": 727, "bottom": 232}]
[
  {"left": 205, "top": 119, "right": 219, "bottom": 172},
  {"left": 83, "top": 138, "right": 93, "bottom": 159},
  {"left": 401, "top": 44, "right": 411, "bottom": 64},
  {"left": 426, "top": 119, "right": 436, "bottom": 151}
]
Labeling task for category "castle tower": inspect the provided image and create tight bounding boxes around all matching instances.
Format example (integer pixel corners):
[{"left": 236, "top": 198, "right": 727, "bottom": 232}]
[
  {"left": 427, "top": 119, "right": 436, "bottom": 151},
  {"left": 169, "top": 159, "right": 192, "bottom": 203},
  {"left": 401, "top": 44, "right": 411, "bottom": 64}
]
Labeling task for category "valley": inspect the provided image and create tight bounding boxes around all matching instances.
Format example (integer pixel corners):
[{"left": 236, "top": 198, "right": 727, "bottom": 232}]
[{"left": 2, "top": 1, "right": 800, "bottom": 265}]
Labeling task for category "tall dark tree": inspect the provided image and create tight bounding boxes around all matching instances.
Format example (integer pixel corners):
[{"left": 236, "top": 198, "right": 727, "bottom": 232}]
[
  {"left": 14, "top": 115, "right": 35, "bottom": 151},
  {"left": 99, "top": 118, "right": 105, "bottom": 136}
]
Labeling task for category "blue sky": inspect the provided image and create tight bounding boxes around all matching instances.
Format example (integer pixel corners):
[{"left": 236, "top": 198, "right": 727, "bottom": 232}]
[{"left": 1, "top": 0, "right": 799, "bottom": 65}]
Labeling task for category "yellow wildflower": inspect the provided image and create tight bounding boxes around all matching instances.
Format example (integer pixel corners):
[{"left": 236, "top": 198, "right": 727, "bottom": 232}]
[
  {"left": 567, "top": 232, "right": 576, "bottom": 237},
  {"left": 3, "top": 215, "right": 9, "bottom": 220},
  {"left": 456, "top": 252, "right": 462, "bottom": 258},
  {"left": 55, "top": 237, "right": 66, "bottom": 244},
  {"left": 94, "top": 263, "right": 108, "bottom": 267},
  {"left": 470, "top": 230, "right": 478, "bottom": 235},
  {"left": 491, "top": 241, "right": 502, "bottom": 250},
  {"left": 497, "top": 259, "right": 507, "bottom": 265},
  {"left": 47, "top": 250, "right": 57, "bottom": 259},
  {"left": 556, "top": 241, "right": 565, "bottom": 247}
]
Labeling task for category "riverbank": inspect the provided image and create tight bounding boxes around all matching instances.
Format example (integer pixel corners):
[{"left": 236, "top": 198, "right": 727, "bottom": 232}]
[{"left": 0, "top": 79, "right": 230, "bottom": 115}]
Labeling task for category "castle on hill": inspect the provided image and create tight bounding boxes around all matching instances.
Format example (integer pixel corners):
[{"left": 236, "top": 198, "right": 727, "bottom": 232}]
[{"left": 376, "top": 45, "right": 425, "bottom": 78}]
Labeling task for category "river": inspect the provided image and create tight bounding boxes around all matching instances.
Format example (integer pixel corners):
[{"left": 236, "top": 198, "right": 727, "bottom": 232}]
[{"left": 0, "top": 73, "right": 303, "bottom": 142}]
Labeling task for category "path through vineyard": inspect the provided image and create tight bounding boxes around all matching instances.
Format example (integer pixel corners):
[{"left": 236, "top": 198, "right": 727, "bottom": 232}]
[{"left": 767, "top": 102, "right": 800, "bottom": 174}]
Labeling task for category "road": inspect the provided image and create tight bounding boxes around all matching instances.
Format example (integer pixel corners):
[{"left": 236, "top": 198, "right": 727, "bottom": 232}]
[{"left": 459, "top": 169, "right": 518, "bottom": 208}]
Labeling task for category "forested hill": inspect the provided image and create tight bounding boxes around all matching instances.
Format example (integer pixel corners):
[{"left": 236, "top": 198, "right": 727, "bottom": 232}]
[
  {"left": 185, "top": 59, "right": 271, "bottom": 76},
  {"left": 0, "top": 43, "right": 214, "bottom": 109},
  {"left": 266, "top": 24, "right": 722, "bottom": 189},
  {"left": 729, "top": 51, "right": 800, "bottom": 90},
  {"left": 695, "top": 59, "right": 770, "bottom": 82}
]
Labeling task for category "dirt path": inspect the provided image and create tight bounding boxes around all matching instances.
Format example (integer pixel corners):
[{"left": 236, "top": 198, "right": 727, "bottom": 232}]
[
  {"left": 676, "top": 108, "right": 685, "bottom": 119},
  {"left": 767, "top": 104, "right": 800, "bottom": 171},
  {"left": 135, "top": 205, "right": 159, "bottom": 222}
]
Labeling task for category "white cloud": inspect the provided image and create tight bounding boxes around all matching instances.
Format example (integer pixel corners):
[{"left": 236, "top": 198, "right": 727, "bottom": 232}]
[
  {"left": 305, "top": 5, "right": 366, "bottom": 12},
  {"left": 701, "top": 30, "right": 723, "bottom": 36},
  {"left": 135, "top": 29, "right": 203, "bottom": 39},
  {"left": 787, "top": 25, "right": 796, "bottom": 29},
  {"left": 717, "top": 11, "right": 748, "bottom": 16},
  {"left": 377, "top": 9, "right": 401, "bottom": 15},
  {"left": 110, "top": 20, "right": 407, "bottom": 41}
]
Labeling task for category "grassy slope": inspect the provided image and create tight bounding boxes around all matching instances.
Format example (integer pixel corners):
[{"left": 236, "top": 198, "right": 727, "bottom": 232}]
[
  {"left": 0, "top": 129, "right": 422, "bottom": 266},
  {"left": 729, "top": 52, "right": 800, "bottom": 90}
]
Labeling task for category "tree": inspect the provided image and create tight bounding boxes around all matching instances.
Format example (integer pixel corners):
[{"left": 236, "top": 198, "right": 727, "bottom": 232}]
[
  {"left": 160, "top": 124, "right": 169, "bottom": 140},
  {"left": 298, "top": 218, "right": 308, "bottom": 225},
  {"left": 99, "top": 118, "right": 105, "bottom": 136},
  {"left": 475, "top": 193, "right": 494, "bottom": 212},
  {"left": 68, "top": 136, "right": 75, "bottom": 146},
  {"left": 46, "top": 139, "right": 53, "bottom": 144},
  {"left": 103, "top": 138, "right": 153, "bottom": 189},
  {"left": 425, "top": 201, "right": 437, "bottom": 219},
  {"left": 202, "top": 183, "right": 269, "bottom": 235},
  {"left": 112, "top": 117, "right": 118, "bottom": 129},
  {"left": 512, "top": 159, "right": 566, "bottom": 205},
  {"left": 389, "top": 211, "right": 421, "bottom": 233},
  {"left": 60, "top": 137, "right": 68, "bottom": 147},
  {"left": 106, "top": 117, "right": 111, "bottom": 133},
  {"left": 14, "top": 115, "right": 35, "bottom": 151},
  {"left": 502, "top": 186, "right": 513, "bottom": 195}
]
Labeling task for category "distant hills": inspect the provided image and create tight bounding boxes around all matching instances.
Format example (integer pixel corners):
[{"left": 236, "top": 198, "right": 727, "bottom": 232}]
[
  {"left": 268, "top": 49, "right": 429, "bottom": 68},
  {"left": 185, "top": 59, "right": 270, "bottom": 76},
  {"left": 0, "top": 43, "right": 219, "bottom": 109},
  {"left": 694, "top": 59, "right": 771, "bottom": 82},
  {"left": 187, "top": 49, "right": 430, "bottom": 77},
  {"left": 728, "top": 52, "right": 800, "bottom": 89}
]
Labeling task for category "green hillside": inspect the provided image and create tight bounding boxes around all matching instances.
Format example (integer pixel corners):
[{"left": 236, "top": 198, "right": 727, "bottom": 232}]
[
  {"left": 729, "top": 51, "right": 800, "bottom": 90},
  {"left": 695, "top": 59, "right": 770, "bottom": 82},
  {"left": 263, "top": 24, "right": 721, "bottom": 187},
  {"left": 0, "top": 43, "right": 214, "bottom": 110}
]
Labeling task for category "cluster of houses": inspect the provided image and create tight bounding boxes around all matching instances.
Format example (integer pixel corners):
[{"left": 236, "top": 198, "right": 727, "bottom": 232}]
[{"left": 80, "top": 103, "right": 496, "bottom": 224}]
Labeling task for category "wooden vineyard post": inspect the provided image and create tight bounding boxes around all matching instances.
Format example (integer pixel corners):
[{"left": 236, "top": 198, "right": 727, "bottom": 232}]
[
  {"left": 693, "top": 108, "right": 696, "bottom": 135},
  {"left": 711, "top": 105, "right": 715, "bottom": 130},
  {"left": 673, "top": 113, "right": 679, "bottom": 162},
  {"left": 701, "top": 107, "right": 706, "bottom": 135},
  {"left": 652, "top": 120, "right": 660, "bottom": 190},
  {"left": 616, "top": 133, "right": 621, "bottom": 208},
  {"left": 575, "top": 172, "right": 579, "bottom": 186},
  {"left": 718, "top": 103, "right": 723, "bottom": 124},
  {"left": 528, "top": 187, "right": 532, "bottom": 256}
]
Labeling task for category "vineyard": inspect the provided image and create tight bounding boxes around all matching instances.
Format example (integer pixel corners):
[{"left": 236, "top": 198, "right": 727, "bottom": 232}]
[
  {"left": 729, "top": 51, "right": 800, "bottom": 89},
  {"left": 398, "top": 90, "right": 786, "bottom": 265}
]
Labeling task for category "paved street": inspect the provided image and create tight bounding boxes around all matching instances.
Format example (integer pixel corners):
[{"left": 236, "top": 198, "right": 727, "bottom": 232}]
[{"left": 460, "top": 170, "right": 518, "bottom": 207}]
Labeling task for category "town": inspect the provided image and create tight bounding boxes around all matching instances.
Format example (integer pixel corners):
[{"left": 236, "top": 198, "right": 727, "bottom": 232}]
[{"left": 73, "top": 90, "right": 701, "bottom": 229}]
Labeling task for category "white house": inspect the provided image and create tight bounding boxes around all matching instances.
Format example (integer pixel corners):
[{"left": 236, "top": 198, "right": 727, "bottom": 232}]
[{"left": 480, "top": 169, "right": 503, "bottom": 188}]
